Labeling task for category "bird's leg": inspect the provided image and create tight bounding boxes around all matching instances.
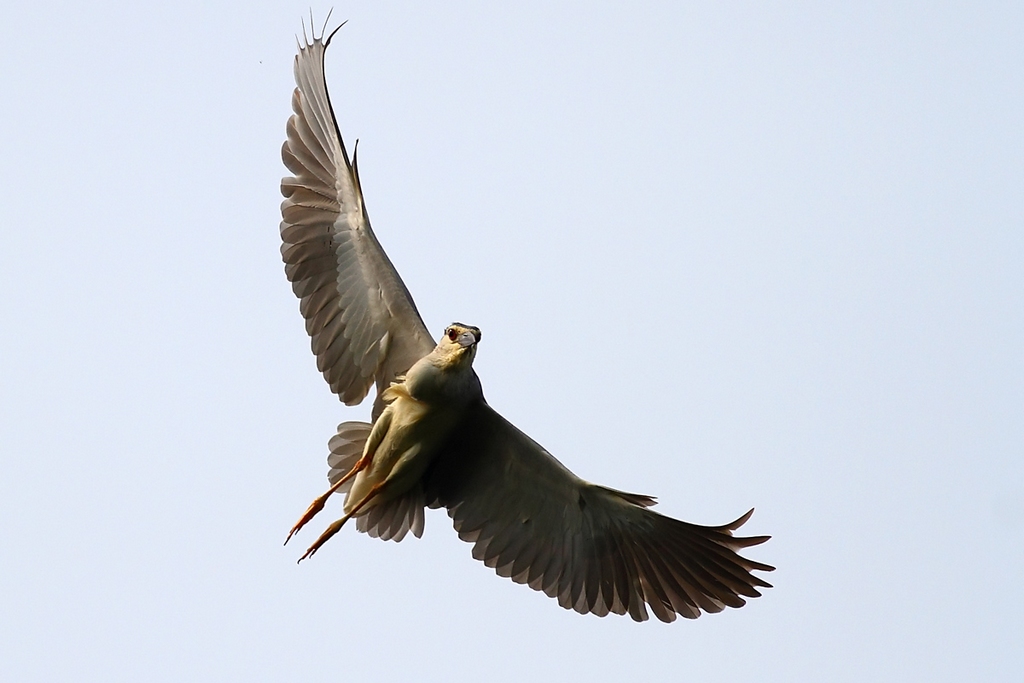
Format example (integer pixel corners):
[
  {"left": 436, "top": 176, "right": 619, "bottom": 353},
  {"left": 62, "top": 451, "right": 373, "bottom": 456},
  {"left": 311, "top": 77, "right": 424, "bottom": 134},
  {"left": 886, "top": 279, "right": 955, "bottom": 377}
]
[
  {"left": 297, "top": 480, "right": 388, "bottom": 562},
  {"left": 284, "top": 453, "right": 372, "bottom": 545}
]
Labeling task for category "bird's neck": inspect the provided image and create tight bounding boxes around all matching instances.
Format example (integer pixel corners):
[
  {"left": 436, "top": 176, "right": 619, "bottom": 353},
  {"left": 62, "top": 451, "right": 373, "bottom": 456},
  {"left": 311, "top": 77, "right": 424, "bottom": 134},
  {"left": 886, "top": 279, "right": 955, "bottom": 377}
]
[{"left": 401, "top": 355, "right": 482, "bottom": 406}]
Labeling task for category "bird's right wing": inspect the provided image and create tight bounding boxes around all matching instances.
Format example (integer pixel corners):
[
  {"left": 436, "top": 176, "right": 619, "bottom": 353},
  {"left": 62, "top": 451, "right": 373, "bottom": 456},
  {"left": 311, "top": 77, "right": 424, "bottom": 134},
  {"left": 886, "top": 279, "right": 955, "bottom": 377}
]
[
  {"left": 425, "top": 403, "right": 774, "bottom": 622},
  {"left": 281, "top": 28, "right": 435, "bottom": 417}
]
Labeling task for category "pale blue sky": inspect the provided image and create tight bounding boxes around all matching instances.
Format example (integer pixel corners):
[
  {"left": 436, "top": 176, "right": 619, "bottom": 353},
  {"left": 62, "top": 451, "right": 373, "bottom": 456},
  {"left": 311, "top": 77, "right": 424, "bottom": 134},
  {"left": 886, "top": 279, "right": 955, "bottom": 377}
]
[{"left": 1, "top": 2, "right": 1021, "bottom": 681}]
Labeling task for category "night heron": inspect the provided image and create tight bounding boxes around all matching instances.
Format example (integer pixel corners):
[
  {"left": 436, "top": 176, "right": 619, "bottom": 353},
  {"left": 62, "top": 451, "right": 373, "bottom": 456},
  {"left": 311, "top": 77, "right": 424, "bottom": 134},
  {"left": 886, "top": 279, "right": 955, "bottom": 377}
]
[{"left": 279, "top": 23, "right": 774, "bottom": 623}]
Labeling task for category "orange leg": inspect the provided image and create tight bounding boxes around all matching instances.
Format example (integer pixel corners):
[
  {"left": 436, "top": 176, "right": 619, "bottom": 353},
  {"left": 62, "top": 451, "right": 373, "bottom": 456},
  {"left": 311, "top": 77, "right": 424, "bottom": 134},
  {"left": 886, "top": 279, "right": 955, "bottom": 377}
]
[
  {"left": 297, "top": 480, "right": 388, "bottom": 562},
  {"left": 284, "top": 453, "right": 371, "bottom": 545}
]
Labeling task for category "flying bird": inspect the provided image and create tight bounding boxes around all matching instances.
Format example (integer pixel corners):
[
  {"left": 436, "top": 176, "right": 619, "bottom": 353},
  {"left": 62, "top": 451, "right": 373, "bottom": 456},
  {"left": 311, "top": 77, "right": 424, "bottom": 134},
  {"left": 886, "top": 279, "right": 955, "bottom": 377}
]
[{"left": 279, "top": 24, "right": 773, "bottom": 623}]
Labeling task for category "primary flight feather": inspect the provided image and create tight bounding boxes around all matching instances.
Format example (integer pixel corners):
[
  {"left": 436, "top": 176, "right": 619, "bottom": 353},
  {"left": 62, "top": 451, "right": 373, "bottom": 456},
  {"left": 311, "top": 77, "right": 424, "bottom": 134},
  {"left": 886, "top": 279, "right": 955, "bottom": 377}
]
[{"left": 280, "top": 24, "right": 774, "bottom": 623}]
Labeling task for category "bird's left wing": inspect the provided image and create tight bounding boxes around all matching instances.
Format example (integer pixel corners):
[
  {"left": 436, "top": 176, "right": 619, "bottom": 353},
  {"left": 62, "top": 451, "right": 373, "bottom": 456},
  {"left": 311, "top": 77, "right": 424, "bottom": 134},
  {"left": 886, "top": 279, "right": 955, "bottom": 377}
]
[
  {"left": 425, "top": 403, "right": 774, "bottom": 622},
  {"left": 281, "top": 28, "right": 435, "bottom": 417}
]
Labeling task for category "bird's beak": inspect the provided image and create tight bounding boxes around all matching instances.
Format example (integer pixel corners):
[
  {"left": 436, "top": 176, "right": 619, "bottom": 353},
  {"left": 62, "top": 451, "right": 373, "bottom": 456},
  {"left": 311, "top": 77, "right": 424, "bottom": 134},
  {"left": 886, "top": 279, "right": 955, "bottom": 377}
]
[{"left": 456, "top": 331, "right": 478, "bottom": 348}]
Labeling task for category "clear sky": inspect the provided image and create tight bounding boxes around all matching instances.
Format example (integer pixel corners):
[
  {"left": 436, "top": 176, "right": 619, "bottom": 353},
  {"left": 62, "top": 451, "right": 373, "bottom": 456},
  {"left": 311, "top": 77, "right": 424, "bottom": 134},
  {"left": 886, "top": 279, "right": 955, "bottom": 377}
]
[{"left": 1, "top": 2, "right": 1021, "bottom": 681}]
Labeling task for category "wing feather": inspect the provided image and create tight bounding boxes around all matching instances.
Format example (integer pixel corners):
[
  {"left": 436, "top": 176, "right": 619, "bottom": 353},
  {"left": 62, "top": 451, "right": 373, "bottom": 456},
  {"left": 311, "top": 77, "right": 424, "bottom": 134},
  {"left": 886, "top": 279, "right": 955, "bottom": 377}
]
[
  {"left": 426, "top": 402, "right": 774, "bottom": 622},
  {"left": 281, "top": 29, "right": 434, "bottom": 418}
]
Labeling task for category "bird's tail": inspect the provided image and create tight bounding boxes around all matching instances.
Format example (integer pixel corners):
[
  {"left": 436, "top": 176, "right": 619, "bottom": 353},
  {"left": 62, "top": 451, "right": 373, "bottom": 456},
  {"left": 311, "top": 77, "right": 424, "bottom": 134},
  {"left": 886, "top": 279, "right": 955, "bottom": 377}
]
[{"left": 327, "top": 421, "right": 372, "bottom": 491}]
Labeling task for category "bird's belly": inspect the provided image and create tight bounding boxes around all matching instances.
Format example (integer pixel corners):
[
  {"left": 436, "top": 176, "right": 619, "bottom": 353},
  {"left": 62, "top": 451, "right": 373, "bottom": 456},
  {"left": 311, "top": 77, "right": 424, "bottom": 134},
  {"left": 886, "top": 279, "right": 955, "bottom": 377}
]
[{"left": 344, "top": 395, "right": 462, "bottom": 513}]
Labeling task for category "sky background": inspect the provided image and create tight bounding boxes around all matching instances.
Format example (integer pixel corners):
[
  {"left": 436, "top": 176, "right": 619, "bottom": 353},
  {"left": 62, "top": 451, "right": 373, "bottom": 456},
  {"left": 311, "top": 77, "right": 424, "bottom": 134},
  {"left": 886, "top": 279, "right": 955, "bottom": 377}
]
[{"left": 1, "top": 1, "right": 1021, "bottom": 681}]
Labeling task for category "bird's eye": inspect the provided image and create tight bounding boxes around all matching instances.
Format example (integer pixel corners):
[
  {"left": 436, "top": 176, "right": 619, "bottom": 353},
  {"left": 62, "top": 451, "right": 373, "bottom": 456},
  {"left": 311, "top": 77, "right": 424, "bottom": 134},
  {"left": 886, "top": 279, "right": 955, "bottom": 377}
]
[{"left": 447, "top": 328, "right": 458, "bottom": 342}]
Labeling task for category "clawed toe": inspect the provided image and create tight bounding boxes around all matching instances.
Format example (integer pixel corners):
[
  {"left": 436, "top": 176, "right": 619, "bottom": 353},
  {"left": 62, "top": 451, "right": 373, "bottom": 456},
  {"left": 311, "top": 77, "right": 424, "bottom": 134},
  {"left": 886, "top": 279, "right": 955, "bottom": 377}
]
[
  {"left": 298, "top": 518, "right": 348, "bottom": 562},
  {"left": 284, "top": 497, "right": 327, "bottom": 545}
]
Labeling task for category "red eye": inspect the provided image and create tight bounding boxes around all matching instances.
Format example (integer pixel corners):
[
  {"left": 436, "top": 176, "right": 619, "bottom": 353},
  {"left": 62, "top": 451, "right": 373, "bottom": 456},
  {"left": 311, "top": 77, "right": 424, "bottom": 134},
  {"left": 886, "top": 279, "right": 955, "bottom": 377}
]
[{"left": 447, "top": 328, "right": 458, "bottom": 341}]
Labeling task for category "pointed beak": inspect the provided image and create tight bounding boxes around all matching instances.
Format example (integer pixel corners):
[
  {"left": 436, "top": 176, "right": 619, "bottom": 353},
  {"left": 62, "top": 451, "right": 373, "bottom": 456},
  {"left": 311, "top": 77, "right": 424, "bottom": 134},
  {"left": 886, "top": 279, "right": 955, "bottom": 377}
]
[{"left": 456, "top": 331, "right": 478, "bottom": 348}]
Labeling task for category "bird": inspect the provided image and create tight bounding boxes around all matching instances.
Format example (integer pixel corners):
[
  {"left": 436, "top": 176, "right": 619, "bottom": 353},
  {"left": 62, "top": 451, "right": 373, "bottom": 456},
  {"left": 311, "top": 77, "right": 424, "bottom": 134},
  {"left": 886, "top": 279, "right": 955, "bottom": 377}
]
[{"left": 279, "top": 22, "right": 774, "bottom": 623}]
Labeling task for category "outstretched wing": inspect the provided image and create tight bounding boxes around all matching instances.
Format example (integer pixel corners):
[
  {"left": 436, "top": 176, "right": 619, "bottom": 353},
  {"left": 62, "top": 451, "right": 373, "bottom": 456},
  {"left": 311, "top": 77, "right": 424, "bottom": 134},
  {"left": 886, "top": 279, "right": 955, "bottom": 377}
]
[
  {"left": 425, "top": 403, "right": 774, "bottom": 622},
  {"left": 281, "top": 28, "right": 435, "bottom": 417}
]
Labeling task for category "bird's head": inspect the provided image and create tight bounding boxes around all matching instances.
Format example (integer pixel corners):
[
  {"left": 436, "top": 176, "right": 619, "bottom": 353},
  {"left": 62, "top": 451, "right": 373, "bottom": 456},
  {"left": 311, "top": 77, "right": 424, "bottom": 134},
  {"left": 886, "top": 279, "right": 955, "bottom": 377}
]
[{"left": 434, "top": 322, "right": 482, "bottom": 369}]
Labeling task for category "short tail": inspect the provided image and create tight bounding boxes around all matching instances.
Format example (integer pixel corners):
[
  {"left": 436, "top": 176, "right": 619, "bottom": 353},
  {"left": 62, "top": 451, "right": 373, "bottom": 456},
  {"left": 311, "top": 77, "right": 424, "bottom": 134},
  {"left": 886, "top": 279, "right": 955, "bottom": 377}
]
[{"left": 326, "top": 421, "right": 372, "bottom": 492}]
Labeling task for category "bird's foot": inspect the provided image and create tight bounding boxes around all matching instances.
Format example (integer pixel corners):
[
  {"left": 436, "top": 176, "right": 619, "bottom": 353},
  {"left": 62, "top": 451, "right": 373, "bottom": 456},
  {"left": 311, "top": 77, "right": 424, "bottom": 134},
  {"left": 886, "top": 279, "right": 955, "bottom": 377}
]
[
  {"left": 284, "top": 453, "right": 373, "bottom": 545},
  {"left": 298, "top": 516, "right": 350, "bottom": 562},
  {"left": 284, "top": 495, "right": 329, "bottom": 545},
  {"left": 295, "top": 479, "right": 388, "bottom": 562}
]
